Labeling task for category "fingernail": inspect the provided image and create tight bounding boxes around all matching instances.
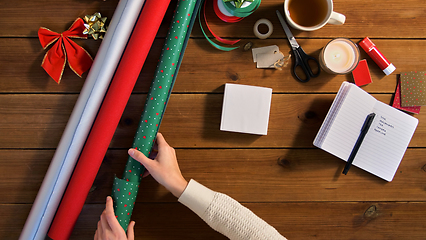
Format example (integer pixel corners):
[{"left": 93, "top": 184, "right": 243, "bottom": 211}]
[{"left": 128, "top": 148, "right": 135, "bottom": 156}]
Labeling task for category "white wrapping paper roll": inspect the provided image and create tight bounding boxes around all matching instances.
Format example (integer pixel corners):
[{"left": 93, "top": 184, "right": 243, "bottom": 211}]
[{"left": 19, "top": 0, "right": 145, "bottom": 239}]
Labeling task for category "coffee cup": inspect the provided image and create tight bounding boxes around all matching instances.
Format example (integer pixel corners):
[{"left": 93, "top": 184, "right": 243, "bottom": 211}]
[{"left": 284, "top": 0, "right": 346, "bottom": 31}]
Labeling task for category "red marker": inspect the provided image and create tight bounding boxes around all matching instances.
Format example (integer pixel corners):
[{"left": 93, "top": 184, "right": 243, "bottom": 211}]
[{"left": 359, "top": 37, "right": 396, "bottom": 75}]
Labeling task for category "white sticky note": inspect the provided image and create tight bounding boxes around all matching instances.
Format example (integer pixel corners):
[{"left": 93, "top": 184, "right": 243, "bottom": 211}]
[{"left": 220, "top": 83, "right": 273, "bottom": 135}]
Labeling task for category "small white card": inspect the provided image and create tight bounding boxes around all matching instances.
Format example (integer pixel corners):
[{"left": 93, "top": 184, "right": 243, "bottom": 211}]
[
  {"left": 220, "top": 83, "right": 273, "bottom": 135},
  {"left": 252, "top": 45, "right": 283, "bottom": 68},
  {"left": 252, "top": 45, "right": 279, "bottom": 62},
  {"left": 256, "top": 52, "right": 285, "bottom": 68}
]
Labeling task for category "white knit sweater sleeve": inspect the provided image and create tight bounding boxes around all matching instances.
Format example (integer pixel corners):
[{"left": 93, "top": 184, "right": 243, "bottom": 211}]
[{"left": 178, "top": 179, "right": 287, "bottom": 240}]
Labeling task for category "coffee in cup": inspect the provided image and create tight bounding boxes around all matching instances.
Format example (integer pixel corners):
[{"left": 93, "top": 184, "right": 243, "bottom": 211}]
[{"left": 284, "top": 0, "right": 345, "bottom": 31}]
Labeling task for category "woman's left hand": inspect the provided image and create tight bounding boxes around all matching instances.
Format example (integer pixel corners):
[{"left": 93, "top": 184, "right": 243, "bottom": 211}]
[{"left": 94, "top": 196, "right": 135, "bottom": 240}]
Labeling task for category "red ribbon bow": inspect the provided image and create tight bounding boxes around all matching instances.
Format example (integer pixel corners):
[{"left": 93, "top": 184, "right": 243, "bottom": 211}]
[{"left": 38, "top": 18, "right": 93, "bottom": 83}]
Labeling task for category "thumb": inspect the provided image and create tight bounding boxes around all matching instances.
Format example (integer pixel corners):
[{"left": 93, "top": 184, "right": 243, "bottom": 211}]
[
  {"left": 128, "top": 148, "right": 153, "bottom": 168},
  {"left": 127, "top": 221, "right": 135, "bottom": 240}
]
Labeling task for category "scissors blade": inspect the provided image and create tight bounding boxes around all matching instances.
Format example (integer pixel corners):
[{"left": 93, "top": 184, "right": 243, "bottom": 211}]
[{"left": 276, "top": 10, "right": 299, "bottom": 49}]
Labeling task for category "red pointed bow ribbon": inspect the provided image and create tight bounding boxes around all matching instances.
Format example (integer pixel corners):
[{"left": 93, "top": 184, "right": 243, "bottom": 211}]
[{"left": 38, "top": 18, "right": 93, "bottom": 83}]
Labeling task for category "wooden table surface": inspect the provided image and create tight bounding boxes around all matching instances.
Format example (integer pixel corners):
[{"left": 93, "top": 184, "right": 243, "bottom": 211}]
[{"left": 1, "top": 0, "right": 426, "bottom": 239}]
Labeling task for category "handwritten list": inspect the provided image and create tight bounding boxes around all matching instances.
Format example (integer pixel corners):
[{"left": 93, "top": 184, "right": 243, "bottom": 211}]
[{"left": 314, "top": 82, "right": 418, "bottom": 181}]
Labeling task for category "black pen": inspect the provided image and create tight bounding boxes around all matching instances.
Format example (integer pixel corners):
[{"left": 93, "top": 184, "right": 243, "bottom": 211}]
[{"left": 343, "top": 113, "right": 376, "bottom": 175}]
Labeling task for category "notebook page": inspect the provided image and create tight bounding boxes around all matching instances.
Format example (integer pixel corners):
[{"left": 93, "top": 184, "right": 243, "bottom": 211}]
[
  {"left": 314, "top": 82, "right": 350, "bottom": 147},
  {"left": 320, "top": 83, "right": 377, "bottom": 161},
  {"left": 351, "top": 101, "right": 418, "bottom": 181}
]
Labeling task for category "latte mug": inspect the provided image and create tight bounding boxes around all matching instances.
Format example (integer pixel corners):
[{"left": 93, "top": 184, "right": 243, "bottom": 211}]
[{"left": 284, "top": 0, "right": 346, "bottom": 31}]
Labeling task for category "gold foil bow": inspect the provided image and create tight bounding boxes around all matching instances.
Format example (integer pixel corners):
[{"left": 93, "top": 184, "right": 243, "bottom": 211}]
[{"left": 83, "top": 12, "right": 107, "bottom": 40}]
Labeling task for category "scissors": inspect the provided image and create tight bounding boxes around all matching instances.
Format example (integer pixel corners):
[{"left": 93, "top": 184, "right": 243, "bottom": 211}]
[{"left": 276, "top": 10, "right": 320, "bottom": 83}]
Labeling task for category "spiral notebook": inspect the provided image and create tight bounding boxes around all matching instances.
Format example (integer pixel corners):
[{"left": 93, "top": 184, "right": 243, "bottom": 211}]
[{"left": 314, "top": 82, "right": 418, "bottom": 181}]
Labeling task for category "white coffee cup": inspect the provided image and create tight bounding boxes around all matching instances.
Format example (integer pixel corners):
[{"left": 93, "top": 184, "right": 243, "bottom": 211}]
[{"left": 284, "top": 0, "right": 346, "bottom": 31}]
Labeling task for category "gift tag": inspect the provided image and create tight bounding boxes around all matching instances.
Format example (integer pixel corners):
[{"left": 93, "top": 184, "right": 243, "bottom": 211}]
[
  {"left": 256, "top": 51, "right": 284, "bottom": 68},
  {"left": 252, "top": 45, "right": 279, "bottom": 62}
]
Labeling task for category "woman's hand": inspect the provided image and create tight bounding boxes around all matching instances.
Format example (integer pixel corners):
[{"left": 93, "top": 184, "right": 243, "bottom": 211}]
[
  {"left": 94, "top": 196, "right": 135, "bottom": 240},
  {"left": 128, "top": 133, "right": 188, "bottom": 198}
]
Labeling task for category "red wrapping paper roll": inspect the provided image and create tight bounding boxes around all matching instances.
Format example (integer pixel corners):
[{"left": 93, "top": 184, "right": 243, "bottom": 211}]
[{"left": 47, "top": 0, "right": 171, "bottom": 238}]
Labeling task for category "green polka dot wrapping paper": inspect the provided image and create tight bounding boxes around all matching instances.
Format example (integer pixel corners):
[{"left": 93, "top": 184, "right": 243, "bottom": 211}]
[{"left": 112, "top": 0, "right": 202, "bottom": 231}]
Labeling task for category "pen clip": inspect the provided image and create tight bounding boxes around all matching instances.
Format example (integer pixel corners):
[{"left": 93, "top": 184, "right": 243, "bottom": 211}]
[{"left": 361, "top": 113, "right": 376, "bottom": 132}]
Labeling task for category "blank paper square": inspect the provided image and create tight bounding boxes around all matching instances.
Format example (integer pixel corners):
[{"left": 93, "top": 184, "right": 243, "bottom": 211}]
[{"left": 220, "top": 83, "right": 272, "bottom": 135}]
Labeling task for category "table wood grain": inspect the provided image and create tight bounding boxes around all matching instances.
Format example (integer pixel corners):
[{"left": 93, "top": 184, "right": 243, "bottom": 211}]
[{"left": 0, "top": 0, "right": 425, "bottom": 239}]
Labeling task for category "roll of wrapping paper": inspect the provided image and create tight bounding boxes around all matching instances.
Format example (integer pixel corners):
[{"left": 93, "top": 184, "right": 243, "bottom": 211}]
[
  {"left": 112, "top": 0, "right": 202, "bottom": 231},
  {"left": 47, "top": 0, "right": 171, "bottom": 239},
  {"left": 19, "top": 1, "right": 144, "bottom": 240}
]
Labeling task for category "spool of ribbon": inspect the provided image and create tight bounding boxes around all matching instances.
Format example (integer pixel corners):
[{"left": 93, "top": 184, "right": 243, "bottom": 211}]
[
  {"left": 199, "top": 0, "right": 261, "bottom": 51},
  {"left": 111, "top": 0, "right": 202, "bottom": 231},
  {"left": 214, "top": 0, "right": 243, "bottom": 23},
  {"left": 203, "top": 0, "right": 240, "bottom": 46},
  {"left": 38, "top": 18, "right": 93, "bottom": 83},
  {"left": 199, "top": 0, "right": 238, "bottom": 51},
  {"left": 223, "top": 0, "right": 260, "bottom": 17}
]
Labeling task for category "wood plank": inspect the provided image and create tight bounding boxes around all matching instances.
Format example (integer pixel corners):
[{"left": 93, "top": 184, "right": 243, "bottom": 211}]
[
  {"left": 174, "top": 39, "right": 421, "bottom": 94},
  {"left": 0, "top": 94, "right": 424, "bottom": 149},
  {"left": 197, "top": 0, "right": 426, "bottom": 39},
  {"left": 0, "top": 0, "right": 117, "bottom": 37},
  {"left": 0, "top": 0, "right": 175, "bottom": 38},
  {"left": 1, "top": 149, "right": 425, "bottom": 204},
  {"left": 0, "top": 94, "right": 75, "bottom": 148},
  {"left": 1, "top": 38, "right": 425, "bottom": 93},
  {"left": 4, "top": 202, "right": 426, "bottom": 240},
  {"left": 1, "top": 0, "right": 425, "bottom": 39},
  {"left": 0, "top": 37, "right": 161, "bottom": 93},
  {"left": 127, "top": 94, "right": 426, "bottom": 148}
]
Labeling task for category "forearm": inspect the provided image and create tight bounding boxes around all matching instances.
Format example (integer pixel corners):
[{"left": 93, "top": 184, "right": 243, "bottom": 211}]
[{"left": 178, "top": 180, "right": 287, "bottom": 240}]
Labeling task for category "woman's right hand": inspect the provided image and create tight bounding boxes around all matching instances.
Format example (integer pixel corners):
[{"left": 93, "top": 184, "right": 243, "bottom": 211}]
[{"left": 128, "top": 133, "right": 188, "bottom": 198}]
